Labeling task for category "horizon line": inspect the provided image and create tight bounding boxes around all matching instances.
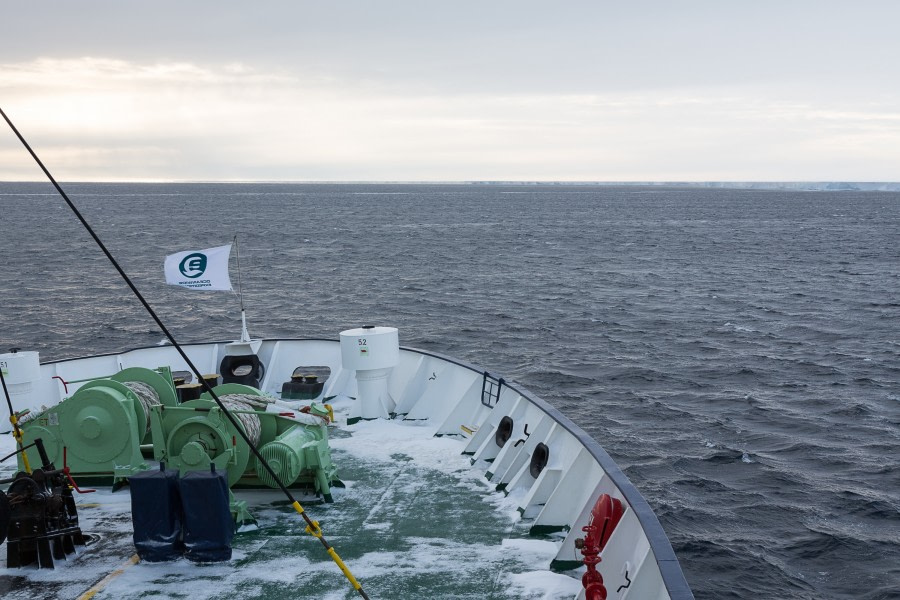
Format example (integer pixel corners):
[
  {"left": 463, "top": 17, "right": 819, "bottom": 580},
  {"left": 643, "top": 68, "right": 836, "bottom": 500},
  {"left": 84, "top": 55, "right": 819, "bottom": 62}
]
[{"left": 1, "top": 180, "right": 899, "bottom": 186}]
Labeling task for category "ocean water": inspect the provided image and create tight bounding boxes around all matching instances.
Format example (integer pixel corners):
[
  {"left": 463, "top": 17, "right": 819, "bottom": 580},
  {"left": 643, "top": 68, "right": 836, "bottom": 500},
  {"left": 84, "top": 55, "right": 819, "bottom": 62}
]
[{"left": 1, "top": 182, "right": 898, "bottom": 599}]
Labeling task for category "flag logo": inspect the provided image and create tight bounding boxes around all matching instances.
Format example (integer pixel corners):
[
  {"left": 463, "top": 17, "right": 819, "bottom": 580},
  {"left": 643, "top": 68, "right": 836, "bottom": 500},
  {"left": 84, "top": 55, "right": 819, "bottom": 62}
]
[
  {"left": 164, "top": 244, "right": 233, "bottom": 291},
  {"left": 179, "top": 253, "right": 208, "bottom": 278}
]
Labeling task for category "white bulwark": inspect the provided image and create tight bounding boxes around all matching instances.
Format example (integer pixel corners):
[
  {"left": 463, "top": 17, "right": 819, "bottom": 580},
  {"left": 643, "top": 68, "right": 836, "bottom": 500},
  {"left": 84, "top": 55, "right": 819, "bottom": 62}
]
[{"left": 0, "top": 350, "right": 42, "bottom": 433}]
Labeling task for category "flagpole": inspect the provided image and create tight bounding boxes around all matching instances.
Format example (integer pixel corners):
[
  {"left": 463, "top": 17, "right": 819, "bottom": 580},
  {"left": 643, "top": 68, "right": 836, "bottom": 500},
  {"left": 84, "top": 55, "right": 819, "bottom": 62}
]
[{"left": 234, "top": 234, "right": 250, "bottom": 342}]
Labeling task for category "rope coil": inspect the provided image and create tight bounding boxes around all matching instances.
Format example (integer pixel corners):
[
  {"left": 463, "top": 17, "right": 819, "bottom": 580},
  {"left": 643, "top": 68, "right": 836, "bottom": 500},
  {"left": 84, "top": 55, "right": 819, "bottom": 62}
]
[
  {"left": 220, "top": 396, "right": 262, "bottom": 446},
  {"left": 123, "top": 381, "right": 160, "bottom": 435},
  {"left": 219, "top": 393, "right": 270, "bottom": 411}
]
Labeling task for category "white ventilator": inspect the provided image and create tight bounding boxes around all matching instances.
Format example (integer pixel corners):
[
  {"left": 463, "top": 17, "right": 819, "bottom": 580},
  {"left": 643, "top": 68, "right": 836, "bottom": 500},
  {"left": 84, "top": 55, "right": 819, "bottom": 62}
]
[
  {"left": 339, "top": 327, "right": 399, "bottom": 420},
  {"left": 0, "top": 351, "right": 41, "bottom": 433}
]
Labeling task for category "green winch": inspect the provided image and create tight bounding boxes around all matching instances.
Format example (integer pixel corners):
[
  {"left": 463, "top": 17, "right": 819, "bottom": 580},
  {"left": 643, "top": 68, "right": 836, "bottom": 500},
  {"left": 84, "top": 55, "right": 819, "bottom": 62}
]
[
  {"left": 148, "top": 383, "right": 338, "bottom": 523},
  {"left": 18, "top": 369, "right": 339, "bottom": 525},
  {"left": 18, "top": 367, "right": 178, "bottom": 480}
]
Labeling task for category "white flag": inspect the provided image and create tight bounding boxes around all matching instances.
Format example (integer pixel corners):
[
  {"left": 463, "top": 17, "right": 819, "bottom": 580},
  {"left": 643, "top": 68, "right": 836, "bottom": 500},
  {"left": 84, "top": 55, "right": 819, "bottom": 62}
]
[{"left": 164, "top": 244, "right": 233, "bottom": 291}]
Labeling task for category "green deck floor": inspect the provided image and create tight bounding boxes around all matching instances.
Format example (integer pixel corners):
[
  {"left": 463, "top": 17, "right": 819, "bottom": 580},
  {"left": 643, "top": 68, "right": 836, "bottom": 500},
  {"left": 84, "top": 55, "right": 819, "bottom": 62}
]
[{"left": 1, "top": 424, "right": 579, "bottom": 600}]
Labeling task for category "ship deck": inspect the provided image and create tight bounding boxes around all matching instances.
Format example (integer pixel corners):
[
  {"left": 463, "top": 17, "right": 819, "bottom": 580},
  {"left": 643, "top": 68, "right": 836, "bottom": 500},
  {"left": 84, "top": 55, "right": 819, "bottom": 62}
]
[{"left": 1, "top": 412, "right": 581, "bottom": 600}]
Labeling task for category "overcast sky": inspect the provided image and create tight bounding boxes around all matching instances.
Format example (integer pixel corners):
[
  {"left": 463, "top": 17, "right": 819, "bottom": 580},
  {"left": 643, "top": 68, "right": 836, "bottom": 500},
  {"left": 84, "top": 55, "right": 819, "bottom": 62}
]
[{"left": 2, "top": 1, "right": 899, "bottom": 182}]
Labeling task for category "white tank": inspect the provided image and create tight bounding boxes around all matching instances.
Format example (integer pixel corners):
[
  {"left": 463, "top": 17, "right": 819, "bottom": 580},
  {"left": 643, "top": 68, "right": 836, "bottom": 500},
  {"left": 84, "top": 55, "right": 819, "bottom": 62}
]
[
  {"left": 0, "top": 350, "right": 41, "bottom": 433},
  {"left": 339, "top": 327, "right": 399, "bottom": 419}
]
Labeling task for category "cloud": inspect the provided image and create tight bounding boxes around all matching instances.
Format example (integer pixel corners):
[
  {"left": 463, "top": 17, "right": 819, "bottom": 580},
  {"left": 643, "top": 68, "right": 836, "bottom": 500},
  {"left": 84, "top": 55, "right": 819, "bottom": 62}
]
[{"left": 1, "top": 57, "right": 899, "bottom": 181}]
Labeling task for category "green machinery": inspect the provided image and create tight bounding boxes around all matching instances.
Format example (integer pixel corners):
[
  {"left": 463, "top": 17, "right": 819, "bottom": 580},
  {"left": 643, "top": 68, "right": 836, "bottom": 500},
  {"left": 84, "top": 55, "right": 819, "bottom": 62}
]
[
  {"left": 149, "top": 383, "right": 338, "bottom": 521},
  {"left": 149, "top": 383, "right": 337, "bottom": 523},
  {"left": 18, "top": 369, "right": 339, "bottom": 525},
  {"left": 18, "top": 367, "right": 178, "bottom": 481}
]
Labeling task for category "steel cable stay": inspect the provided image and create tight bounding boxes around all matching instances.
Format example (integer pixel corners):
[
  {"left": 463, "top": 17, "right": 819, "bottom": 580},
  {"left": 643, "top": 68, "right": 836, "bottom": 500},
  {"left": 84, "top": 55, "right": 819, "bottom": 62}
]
[{"left": 0, "top": 107, "right": 371, "bottom": 599}]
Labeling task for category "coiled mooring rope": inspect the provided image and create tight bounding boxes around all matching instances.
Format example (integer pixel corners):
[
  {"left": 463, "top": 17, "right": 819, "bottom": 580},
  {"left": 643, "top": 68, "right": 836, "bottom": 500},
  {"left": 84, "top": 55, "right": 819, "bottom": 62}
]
[
  {"left": 220, "top": 396, "right": 262, "bottom": 446},
  {"left": 123, "top": 381, "right": 160, "bottom": 435},
  {"left": 219, "top": 393, "right": 270, "bottom": 411}
]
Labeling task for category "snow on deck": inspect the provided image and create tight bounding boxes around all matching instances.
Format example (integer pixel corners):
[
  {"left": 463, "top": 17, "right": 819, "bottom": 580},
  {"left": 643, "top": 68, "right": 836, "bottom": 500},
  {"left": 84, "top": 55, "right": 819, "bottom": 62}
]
[{"left": 1, "top": 414, "right": 582, "bottom": 599}]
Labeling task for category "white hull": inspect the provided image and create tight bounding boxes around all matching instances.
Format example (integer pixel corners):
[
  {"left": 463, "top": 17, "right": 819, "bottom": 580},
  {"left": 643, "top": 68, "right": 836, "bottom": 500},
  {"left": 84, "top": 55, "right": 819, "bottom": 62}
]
[{"left": 2, "top": 338, "right": 692, "bottom": 599}]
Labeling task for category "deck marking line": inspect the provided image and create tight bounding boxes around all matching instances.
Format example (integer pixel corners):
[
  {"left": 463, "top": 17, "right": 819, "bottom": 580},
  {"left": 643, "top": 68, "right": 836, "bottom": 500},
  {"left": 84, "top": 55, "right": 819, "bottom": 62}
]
[{"left": 77, "top": 554, "right": 139, "bottom": 600}]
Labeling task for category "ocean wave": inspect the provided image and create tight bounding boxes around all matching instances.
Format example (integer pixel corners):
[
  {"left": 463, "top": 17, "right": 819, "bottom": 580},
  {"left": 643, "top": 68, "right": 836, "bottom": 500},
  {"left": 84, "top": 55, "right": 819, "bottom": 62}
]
[{"left": 2, "top": 182, "right": 899, "bottom": 600}]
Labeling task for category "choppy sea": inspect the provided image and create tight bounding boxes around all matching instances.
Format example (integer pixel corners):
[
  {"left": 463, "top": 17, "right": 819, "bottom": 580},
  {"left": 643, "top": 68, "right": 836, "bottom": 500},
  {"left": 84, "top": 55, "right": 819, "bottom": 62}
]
[{"left": 1, "top": 182, "right": 898, "bottom": 599}]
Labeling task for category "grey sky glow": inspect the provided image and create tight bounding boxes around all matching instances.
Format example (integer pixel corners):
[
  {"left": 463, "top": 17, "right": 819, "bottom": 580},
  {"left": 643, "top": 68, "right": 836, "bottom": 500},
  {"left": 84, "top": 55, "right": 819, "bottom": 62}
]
[{"left": 2, "top": 1, "right": 899, "bottom": 181}]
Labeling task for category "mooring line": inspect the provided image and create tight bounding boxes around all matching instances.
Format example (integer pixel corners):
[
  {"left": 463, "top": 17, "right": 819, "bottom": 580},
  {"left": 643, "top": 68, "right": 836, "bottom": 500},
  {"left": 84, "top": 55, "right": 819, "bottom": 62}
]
[{"left": 0, "top": 106, "right": 370, "bottom": 599}]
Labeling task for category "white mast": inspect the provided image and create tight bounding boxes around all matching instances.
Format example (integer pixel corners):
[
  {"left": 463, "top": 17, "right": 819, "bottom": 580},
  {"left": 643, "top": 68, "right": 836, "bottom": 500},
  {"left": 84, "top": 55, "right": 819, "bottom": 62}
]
[{"left": 234, "top": 234, "right": 251, "bottom": 343}]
